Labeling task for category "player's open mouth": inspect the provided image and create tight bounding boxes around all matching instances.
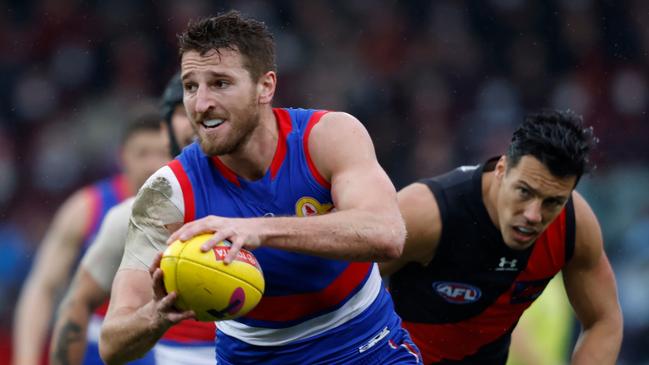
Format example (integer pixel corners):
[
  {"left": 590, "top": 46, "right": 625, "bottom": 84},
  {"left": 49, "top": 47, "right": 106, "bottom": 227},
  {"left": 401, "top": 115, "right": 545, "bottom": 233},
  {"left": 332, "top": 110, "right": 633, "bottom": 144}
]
[
  {"left": 512, "top": 226, "right": 536, "bottom": 241},
  {"left": 202, "top": 118, "right": 225, "bottom": 129}
]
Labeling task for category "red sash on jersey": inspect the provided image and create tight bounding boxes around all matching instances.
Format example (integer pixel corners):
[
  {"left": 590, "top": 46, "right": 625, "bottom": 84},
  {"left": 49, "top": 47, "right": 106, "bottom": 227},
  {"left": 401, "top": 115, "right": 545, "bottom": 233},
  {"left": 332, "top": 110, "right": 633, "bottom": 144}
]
[{"left": 408, "top": 209, "right": 568, "bottom": 363}]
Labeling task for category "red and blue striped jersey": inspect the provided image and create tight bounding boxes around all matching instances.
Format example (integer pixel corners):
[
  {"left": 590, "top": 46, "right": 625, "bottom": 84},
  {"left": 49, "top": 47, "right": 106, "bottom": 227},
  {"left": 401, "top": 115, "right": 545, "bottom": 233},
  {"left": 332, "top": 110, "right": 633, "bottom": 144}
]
[
  {"left": 168, "top": 108, "right": 398, "bottom": 363},
  {"left": 80, "top": 174, "right": 131, "bottom": 251}
]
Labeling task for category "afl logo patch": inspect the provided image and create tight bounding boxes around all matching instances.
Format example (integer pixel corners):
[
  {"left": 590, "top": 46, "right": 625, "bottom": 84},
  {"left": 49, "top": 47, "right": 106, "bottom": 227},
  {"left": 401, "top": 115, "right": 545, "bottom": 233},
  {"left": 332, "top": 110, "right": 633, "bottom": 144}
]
[
  {"left": 433, "top": 281, "right": 482, "bottom": 304},
  {"left": 295, "top": 197, "right": 333, "bottom": 217}
]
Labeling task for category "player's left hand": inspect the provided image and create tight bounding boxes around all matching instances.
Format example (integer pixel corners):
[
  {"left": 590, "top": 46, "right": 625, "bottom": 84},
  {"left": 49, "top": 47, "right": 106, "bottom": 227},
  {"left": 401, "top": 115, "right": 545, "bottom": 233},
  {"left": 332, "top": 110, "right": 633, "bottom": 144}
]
[
  {"left": 167, "top": 215, "right": 262, "bottom": 264},
  {"left": 149, "top": 252, "right": 196, "bottom": 325}
]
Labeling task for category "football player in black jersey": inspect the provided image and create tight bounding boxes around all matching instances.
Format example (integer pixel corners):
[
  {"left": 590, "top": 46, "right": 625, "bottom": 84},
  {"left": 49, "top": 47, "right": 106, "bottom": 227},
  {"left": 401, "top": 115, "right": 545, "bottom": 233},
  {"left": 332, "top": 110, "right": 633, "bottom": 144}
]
[{"left": 381, "top": 110, "right": 622, "bottom": 364}]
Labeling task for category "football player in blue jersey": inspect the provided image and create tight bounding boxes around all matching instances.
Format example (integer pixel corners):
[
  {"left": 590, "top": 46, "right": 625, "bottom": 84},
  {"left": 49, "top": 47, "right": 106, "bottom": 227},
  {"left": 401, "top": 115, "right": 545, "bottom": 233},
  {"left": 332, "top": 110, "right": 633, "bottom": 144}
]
[
  {"left": 101, "top": 10, "right": 421, "bottom": 365},
  {"left": 13, "top": 113, "right": 168, "bottom": 365},
  {"left": 49, "top": 73, "right": 216, "bottom": 365}
]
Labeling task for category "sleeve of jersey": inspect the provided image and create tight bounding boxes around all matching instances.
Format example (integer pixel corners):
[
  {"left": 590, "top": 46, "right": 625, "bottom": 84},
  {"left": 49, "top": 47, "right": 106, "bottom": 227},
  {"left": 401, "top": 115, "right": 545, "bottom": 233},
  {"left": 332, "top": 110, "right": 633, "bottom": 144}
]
[
  {"left": 119, "top": 166, "right": 185, "bottom": 271},
  {"left": 80, "top": 198, "right": 134, "bottom": 291}
]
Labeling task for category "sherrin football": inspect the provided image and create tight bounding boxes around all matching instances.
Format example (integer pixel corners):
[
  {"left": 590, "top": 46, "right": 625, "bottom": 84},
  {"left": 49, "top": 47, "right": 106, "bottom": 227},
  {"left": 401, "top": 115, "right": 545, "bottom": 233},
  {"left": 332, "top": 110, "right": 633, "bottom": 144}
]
[{"left": 160, "top": 233, "right": 265, "bottom": 321}]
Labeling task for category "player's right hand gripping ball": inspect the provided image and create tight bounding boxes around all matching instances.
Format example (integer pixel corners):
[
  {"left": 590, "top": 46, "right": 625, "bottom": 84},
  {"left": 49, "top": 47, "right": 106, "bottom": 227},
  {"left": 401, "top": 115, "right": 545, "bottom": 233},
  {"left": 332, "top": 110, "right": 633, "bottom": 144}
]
[{"left": 160, "top": 233, "right": 265, "bottom": 321}]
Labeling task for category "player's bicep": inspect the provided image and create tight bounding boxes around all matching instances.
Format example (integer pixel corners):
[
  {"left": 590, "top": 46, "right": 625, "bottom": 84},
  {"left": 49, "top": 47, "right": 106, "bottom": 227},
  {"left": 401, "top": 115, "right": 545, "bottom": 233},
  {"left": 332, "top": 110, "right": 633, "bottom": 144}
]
[
  {"left": 331, "top": 159, "right": 397, "bottom": 213},
  {"left": 105, "top": 269, "right": 153, "bottom": 316},
  {"left": 563, "top": 192, "right": 620, "bottom": 327},
  {"left": 309, "top": 112, "right": 397, "bottom": 212}
]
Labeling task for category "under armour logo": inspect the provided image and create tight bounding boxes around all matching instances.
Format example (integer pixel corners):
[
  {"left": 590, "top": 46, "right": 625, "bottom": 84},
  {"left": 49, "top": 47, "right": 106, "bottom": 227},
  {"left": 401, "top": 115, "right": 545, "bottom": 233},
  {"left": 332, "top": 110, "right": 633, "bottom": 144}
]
[{"left": 496, "top": 257, "right": 518, "bottom": 271}]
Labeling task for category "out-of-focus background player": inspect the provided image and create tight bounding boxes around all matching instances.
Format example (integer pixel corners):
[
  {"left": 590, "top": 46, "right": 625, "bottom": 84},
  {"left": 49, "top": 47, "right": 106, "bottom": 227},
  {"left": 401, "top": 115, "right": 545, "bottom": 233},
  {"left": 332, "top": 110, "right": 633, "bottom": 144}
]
[
  {"left": 12, "top": 112, "right": 168, "bottom": 365},
  {"left": 48, "top": 74, "right": 215, "bottom": 365}
]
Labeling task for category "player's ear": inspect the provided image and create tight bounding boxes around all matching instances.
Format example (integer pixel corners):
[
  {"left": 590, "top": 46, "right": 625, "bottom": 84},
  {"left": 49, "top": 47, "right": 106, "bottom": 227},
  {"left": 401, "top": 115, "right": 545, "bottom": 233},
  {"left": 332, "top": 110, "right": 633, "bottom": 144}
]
[
  {"left": 495, "top": 155, "right": 507, "bottom": 180},
  {"left": 257, "top": 71, "right": 276, "bottom": 104}
]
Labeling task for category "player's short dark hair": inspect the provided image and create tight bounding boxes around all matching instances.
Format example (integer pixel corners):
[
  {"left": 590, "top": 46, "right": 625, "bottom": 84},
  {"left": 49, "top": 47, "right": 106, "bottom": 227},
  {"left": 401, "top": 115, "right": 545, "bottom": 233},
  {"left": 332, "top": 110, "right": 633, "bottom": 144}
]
[
  {"left": 177, "top": 10, "right": 276, "bottom": 81},
  {"left": 120, "top": 112, "right": 162, "bottom": 145},
  {"left": 506, "top": 109, "right": 598, "bottom": 183}
]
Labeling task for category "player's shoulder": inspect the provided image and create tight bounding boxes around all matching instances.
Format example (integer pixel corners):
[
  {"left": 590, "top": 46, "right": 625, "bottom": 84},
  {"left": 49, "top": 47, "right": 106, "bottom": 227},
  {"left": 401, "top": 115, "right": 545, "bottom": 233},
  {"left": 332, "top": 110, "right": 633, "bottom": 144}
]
[
  {"left": 399, "top": 181, "right": 442, "bottom": 228},
  {"left": 425, "top": 164, "right": 479, "bottom": 190},
  {"left": 140, "top": 165, "right": 180, "bottom": 195},
  {"left": 305, "top": 111, "right": 376, "bottom": 178},
  {"left": 399, "top": 180, "right": 441, "bottom": 224},
  {"left": 410, "top": 165, "right": 477, "bottom": 219},
  {"left": 131, "top": 164, "right": 184, "bottom": 223},
  {"left": 399, "top": 181, "right": 437, "bottom": 206},
  {"left": 55, "top": 184, "right": 100, "bottom": 228},
  {"left": 317, "top": 111, "right": 363, "bottom": 129},
  {"left": 73, "top": 174, "right": 124, "bottom": 207},
  {"left": 568, "top": 190, "right": 603, "bottom": 268},
  {"left": 309, "top": 111, "right": 371, "bottom": 148},
  {"left": 571, "top": 190, "right": 599, "bottom": 232}
]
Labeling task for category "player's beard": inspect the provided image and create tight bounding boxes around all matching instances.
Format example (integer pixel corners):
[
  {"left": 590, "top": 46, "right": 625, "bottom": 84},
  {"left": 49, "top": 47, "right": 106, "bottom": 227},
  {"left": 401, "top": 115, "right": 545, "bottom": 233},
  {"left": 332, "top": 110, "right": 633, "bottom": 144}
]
[{"left": 197, "top": 94, "right": 260, "bottom": 157}]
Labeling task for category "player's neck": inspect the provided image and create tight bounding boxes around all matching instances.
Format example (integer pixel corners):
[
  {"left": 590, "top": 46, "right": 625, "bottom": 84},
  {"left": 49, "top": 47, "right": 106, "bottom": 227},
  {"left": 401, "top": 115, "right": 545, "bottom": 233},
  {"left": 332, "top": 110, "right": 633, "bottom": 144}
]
[
  {"left": 219, "top": 106, "right": 278, "bottom": 181},
  {"left": 482, "top": 171, "right": 501, "bottom": 228}
]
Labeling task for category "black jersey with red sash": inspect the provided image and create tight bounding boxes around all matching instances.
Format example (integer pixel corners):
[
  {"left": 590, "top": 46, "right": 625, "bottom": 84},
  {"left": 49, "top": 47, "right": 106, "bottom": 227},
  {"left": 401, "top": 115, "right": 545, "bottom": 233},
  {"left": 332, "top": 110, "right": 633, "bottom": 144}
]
[{"left": 389, "top": 158, "right": 575, "bottom": 364}]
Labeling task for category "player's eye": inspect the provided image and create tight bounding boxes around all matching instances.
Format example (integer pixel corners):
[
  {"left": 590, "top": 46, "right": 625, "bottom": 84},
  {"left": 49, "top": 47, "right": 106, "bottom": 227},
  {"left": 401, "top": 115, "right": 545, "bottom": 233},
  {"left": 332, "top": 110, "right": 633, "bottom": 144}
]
[
  {"left": 214, "top": 80, "right": 230, "bottom": 88},
  {"left": 544, "top": 198, "right": 563, "bottom": 208},
  {"left": 184, "top": 83, "right": 197, "bottom": 93}
]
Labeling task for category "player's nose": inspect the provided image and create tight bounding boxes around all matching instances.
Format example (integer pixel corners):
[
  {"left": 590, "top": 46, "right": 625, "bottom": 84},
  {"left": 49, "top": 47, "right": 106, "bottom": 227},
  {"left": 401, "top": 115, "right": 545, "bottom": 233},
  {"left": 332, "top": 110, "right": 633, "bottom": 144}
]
[
  {"left": 523, "top": 200, "right": 543, "bottom": 224},
  {"left": 195, "top": 85, "right": 215, "bottom": 114}
]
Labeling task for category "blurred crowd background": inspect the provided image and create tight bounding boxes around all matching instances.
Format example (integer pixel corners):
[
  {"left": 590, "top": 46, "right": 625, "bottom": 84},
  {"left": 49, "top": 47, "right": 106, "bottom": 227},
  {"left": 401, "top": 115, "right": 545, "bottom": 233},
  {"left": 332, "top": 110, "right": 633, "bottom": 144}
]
[{"left": 1, "top": 0, "right": 648, "bottom": 363}]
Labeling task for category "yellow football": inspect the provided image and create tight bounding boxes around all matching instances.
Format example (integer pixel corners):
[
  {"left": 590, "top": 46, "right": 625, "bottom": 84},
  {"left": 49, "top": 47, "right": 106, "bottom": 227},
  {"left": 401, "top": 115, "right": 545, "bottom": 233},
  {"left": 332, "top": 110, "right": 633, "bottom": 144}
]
[{"left": 160, "top": 233, "right": 265, "bottom": 321}]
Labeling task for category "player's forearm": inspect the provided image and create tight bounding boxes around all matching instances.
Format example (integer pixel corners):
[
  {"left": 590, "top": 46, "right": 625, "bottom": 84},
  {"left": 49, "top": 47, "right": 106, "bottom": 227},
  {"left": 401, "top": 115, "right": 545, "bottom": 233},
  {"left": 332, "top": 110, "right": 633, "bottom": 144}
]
[
  {"left": 50, "top": 300, "right": 92, "bottom": 365},
  {"left": 571, "top": 317, "right": 622, "bottom": 365},
  {"left": 99, "top": 302, "right": 169, "bottom": 365},
  {"left": 261, "top": 209, "right": 406, "bottom": 261},
  {"left": 13, "top": 283, "right": 55, "bottom": 365}
]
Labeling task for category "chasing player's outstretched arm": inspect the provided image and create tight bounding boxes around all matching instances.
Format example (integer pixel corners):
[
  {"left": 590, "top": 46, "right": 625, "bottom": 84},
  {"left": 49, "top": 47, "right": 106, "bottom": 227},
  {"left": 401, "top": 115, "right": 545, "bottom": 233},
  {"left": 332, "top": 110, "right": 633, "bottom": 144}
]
[
  {"left": 168, "top": 112, "right": 407, "bottom": 263},
  {"left": 563, "top": 191, "right": 623, "bottom": 365},
  {"left": 99, "top": 178, "right": 192, "bottom": 365},
  {"left": 13, "top": 190, "right": 92, "bottom": 365},
  {"left": 379, "top": 182, "right": 442, "bottom": 277}
]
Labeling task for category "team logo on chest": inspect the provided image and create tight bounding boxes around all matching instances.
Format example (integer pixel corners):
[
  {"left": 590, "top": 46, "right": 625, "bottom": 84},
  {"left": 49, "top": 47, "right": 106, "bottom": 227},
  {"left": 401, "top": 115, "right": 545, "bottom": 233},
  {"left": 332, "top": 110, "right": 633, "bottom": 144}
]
[
  {"left": 295, "top": 197, "right": 333, "bottom": 217},
  {"left": 433, "top": 281, "right": 482, "bottom": 304}
]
